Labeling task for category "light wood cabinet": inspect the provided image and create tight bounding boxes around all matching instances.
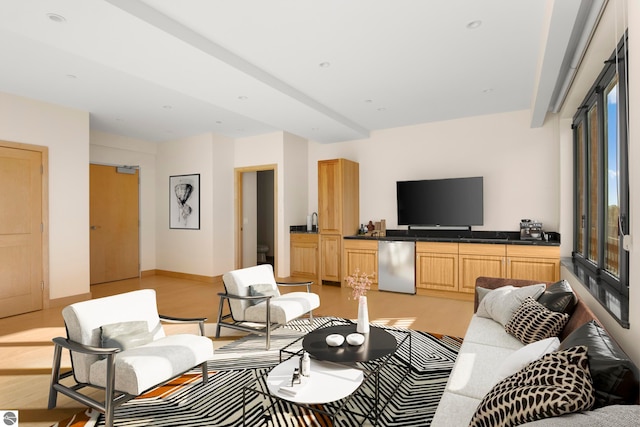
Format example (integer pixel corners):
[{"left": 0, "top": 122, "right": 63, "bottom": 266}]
[
  {"left": 318, "top": 159, "right": 359, "bottom": 283},
  {"left": 343, "top": 239, "right": 378, "bottom": 286},
  {"left": 416, "top": 242, "right": 458, "bottom": 292},
  {"left": 506, "top": 245, "right": 560, "bottom": 282},
  {"left": 320, "top": 235, "right": 342, "bottom": 282},
  {"left": 290, "top": 233, "right": 319, "bottom": 281},
  {"left": 407, "top": 240, "right": 560, "bottom": 298},
  {"left": 458, "top": 244, "right": 507, "bottom": 294}
]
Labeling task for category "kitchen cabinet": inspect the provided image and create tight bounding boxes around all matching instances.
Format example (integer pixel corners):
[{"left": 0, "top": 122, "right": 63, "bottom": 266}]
[
  {"left": 320, "top": 235, "right": 342, "bottom": 282},
  {"left": 290, "top": 233, "right": 319, "bottom": 282},
  {"left": 458, "top": 244, "right": 507, "bottom": 294},
  {"left": 343, "top": 239, "right": 378, "bottom": 286},
  {"left": 416, "top": 242, "right": 458, "bottom": 292},
  {"left": 506, "top": 245, "right": 560, "bottom": 282},
  {"left": 318, "top": 159, "right": 359, "bottom": 283}
]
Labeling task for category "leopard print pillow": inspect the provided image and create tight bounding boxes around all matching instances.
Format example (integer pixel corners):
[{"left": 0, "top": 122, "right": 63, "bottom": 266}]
[
  {"left": 469, "top": 346, "right": 595, "bottom": 427},
  {"left": 505, "top": 296, "right": 569, "bottom": 344}
]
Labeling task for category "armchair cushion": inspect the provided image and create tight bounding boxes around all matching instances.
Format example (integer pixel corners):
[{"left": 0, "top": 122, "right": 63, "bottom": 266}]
[
  {"left": 101, "top": 321, "right": 154, "bottom": 351},
  {"left": 244, "top": 292, "right": 320, "bottom": 324},
  {"left": 89, "top": 334, "right": 214, "bottom": 395},
  {"left": 223, "top": 264, "right": 280, "bottom": 320}
]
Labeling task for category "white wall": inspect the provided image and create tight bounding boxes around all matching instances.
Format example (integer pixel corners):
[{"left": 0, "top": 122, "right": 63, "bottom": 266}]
[
  {"left": 211, "top": 133, "right": 236, "bottom": 276},
  {"left": 89, "top": 131, "right": 158, "bottom": 272},
  {"left": 0, "top": 92, "right": 90, "bottom": 300},
  {"left": 156, "top": 133, "right": 215, "bottom": 276},
  {"left": 308, "top": 110, "right": 561, "bottom": 234}
]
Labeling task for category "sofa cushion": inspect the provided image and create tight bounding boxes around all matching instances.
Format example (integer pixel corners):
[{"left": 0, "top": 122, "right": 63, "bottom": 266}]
[
  {"left": 496, "top": 337, "right": 560, "bottom": 380},
  {"left": 520, "top": 404, "right": 640, "bottom": 426},
  {"left": 101, "top": 321, "right": 154, "bottom": 350},
  {"left": 536, "top": 279, "right": 578, "bottom": 314},
  {"left": 244, "top": 291, "right": 320, "bottom": 325},
  {"left": 445, "top": 341, "right": 517, "bottom": 399},
  {"left": 559, "top": 320, "right": 640, "bottom": 407},
  {"left": 469, "top": 346, "right": 595, "bottom": 427},
  {"left": 505, "top": 297, "right": 570, "bottom": 345},
  {"left": 464, "top": 316, "right": 524, "bottom": 350},
  {"left": 431, "top": 390, "right": 482, "bottom": 427},
  {"left": 476, "top": 284, "right": 546, "bottom": 327}
]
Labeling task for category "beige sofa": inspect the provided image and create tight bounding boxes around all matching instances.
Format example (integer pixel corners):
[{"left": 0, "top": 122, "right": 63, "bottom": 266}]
[{"left": 432, "top": 276, "right": 640, "bottom": 426}]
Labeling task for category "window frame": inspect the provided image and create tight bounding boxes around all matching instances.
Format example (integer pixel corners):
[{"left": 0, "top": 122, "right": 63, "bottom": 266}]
[{"left": 571, "top": 32, "right": 629, "bottom": 328}]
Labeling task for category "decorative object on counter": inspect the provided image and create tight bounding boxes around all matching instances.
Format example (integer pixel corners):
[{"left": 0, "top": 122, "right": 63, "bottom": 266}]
[
  {"left": 306, "top": 215, "right": 312, "bottom": 231},
  {"left": 312, "top": 212, "right": 318, "bottom": 232},
  {"left": 346, "top": 332, "right": 365, "bottom": 346},
  {"left": 363, "top": 219, "right": 386, "bottom": 237}
]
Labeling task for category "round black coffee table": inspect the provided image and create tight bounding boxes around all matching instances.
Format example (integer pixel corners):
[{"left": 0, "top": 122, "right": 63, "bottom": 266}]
[{"left": 302, "top": 324, "right": 397, "bottom": 363}]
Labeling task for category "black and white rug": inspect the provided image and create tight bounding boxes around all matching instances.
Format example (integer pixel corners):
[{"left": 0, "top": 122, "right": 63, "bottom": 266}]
[{"left": 53, "top": 318, "right": 461, "bottom": 427}]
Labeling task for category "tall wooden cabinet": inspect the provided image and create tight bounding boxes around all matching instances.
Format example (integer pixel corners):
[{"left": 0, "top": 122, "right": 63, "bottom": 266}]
[{"left": 318, "top": 159, "right": 359, "bottom": 284}]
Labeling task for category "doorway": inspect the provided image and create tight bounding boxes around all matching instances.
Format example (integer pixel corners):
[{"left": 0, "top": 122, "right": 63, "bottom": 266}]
[
  {"left": 89, "top": 164, "right": 140, "bottom": 284},
  {"left": 235, "top": 165, "right": 277, "bottom": 274},
  {"left": 0, "top": 142, "right": 47, "bottom": 318}
]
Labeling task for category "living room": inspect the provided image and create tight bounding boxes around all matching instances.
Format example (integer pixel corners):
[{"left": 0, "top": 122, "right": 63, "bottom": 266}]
[{"left": 0, "top": 1, "right": 639, "bottom": 425}]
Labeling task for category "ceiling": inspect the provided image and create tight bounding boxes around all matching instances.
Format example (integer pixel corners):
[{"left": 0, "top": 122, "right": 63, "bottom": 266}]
[{"left": 0, "top": 0, "right": 602, "bottom": 143}]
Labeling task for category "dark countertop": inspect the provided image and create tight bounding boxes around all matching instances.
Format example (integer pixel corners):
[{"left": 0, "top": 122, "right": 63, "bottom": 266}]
[
  {"left": 343, "top": 229, "right": 560, "bottom": 246},
  {"left": 290, "top": 225, "right": 318, "bottom": 234}
]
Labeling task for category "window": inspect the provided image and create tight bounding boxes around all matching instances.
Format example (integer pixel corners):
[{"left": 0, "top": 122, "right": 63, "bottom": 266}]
[{"left": 572, "top": 33, "right": 629, "bottom": 327}]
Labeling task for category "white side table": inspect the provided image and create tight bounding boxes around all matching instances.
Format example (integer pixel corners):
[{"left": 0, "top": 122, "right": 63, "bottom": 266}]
[{"left": 266, "top": 355, "right": 363, "bottom": 404}]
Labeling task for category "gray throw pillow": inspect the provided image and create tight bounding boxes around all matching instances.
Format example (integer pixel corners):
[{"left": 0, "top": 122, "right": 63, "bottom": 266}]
[
  {"left": 101, "top": 320, "right": 154, "bottom": 350},
  {"left": 248, "top": 283, "right": 278, "bottom": 305}
]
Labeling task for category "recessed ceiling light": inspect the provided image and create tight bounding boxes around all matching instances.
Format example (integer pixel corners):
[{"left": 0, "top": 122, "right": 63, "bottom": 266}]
[
  {"left": 466, "top": 20, "right": 482, "bottom": 29},
  {"left": 162, "top": 105, "right": 172, "bottom": 109},
  {"left": 364, "top": 99, "right": 373, "bottom": 103},
  {"left": 215, "top": 120, "right": 222, "bottom": 124},
  {"left": 46, "top": 13, "right": 66, "bottom": 23},
  {"left": 377, "top": 107, "right": 387, "bottom": 112},
  {"left": 238, "top": 96, "right": 248, "bottom": 100},
  {"left": 482, "top": 88, "right": 494, "bottom": 93},
  {"left": 319, "top": 62, "right": 331, "bottom": 68},
  {"left": 65, "top": 74, "right": 77, "bottom": 79}
]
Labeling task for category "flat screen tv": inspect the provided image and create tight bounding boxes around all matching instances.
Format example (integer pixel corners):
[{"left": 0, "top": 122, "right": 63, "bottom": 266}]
[{"left": 396, "top": 177, "right": 483, "bottom": 227}]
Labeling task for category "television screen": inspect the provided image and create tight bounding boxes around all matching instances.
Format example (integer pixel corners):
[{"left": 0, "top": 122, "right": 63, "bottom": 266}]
[{"left": 396, "top": 177, "right": 483, "bottom": 227}]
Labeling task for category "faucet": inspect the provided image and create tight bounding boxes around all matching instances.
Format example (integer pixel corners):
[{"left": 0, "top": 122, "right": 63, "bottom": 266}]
[{"left": 312, "top": 212, "right": 318, "bottom": 231}]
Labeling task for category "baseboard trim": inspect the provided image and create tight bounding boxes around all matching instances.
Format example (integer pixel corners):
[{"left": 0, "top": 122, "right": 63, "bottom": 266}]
[
  {"left": 143, "top": 269, "right": 222, "bottom": 285},
  {"left": 49, "top": 292, "right": 92, "bottom": 308}
]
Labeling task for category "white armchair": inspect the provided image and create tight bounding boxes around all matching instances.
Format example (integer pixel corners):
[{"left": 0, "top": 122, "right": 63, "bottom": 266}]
[
  {"left": 215, "top": 264, "right": 320, "bottom": 349},
  {"left": 48, "top": 289, "right": 214, "bottom": 427}
]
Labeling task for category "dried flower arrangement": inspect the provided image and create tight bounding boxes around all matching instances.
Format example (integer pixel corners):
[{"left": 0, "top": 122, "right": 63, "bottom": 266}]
[{"left": 345, "top": 269, "right": 374, "bottom": 300}]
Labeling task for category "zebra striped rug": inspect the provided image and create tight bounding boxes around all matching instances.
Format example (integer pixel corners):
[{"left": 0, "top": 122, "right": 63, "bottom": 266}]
[{"left": 52, "top": 318, "right": 461, "bottom": 427}]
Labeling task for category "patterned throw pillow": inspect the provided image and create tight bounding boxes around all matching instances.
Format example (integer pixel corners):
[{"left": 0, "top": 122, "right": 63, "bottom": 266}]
[
  {"left": 505, "top": 297, "right": 569, "bottom": 345},
  {"left": 470, "top": 346, "right": 595, "bottom": 427}
]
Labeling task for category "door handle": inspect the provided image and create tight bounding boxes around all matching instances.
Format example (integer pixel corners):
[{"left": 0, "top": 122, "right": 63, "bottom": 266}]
[{"left": 90, "top": 225, "right": 100, "bottom": 230}]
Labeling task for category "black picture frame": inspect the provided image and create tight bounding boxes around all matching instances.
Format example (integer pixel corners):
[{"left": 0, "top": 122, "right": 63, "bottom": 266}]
[{"left": 169, "top": 174, "right": 200, "bottom": 230}]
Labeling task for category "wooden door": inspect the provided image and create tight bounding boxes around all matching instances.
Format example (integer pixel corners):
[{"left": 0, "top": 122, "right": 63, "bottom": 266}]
[
  {"left": 0, "top": 146, "right": 43, "bottom": 317},
  {"left": 90, "top": 164, "right": 139, "bottom": 284}
]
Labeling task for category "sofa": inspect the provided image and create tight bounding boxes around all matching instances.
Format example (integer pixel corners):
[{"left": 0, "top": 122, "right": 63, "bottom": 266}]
[{"left": 432, "top": 276, "right": 640, "bottom": 426}]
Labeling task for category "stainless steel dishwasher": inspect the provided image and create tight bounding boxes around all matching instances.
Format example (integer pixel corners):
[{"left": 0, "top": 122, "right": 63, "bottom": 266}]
[{"left": 378, "top": 240, "right": 416, "bottom": 294}]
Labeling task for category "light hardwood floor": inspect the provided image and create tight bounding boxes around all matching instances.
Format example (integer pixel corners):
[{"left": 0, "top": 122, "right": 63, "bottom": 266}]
[{"left": 0, "top": 274, "right": 474, "bottom": 427}]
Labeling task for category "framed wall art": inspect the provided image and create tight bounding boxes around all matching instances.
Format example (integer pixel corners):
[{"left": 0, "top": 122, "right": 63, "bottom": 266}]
[{"left": 170, "top": 173, "right": 200, "bottom": 230}]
